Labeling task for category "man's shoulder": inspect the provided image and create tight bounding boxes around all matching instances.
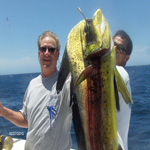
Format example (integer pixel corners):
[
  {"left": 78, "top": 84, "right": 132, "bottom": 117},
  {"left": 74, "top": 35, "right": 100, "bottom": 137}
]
[
  {"left": 28, "top": 74, "right": 41, "bottom": 87},
  {"left": 116, "top": 66, "right": 128, "bottom": 75},
  {"left": 30, "top": 74, "right": 41, "bottom": 82},
  {"left": 116, "top": 66, "right": 129, "bottom": 84}
]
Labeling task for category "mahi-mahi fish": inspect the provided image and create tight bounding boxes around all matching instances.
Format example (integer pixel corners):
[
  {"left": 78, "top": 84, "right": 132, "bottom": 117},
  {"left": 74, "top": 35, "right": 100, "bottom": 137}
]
[{"left": 56, "top": 8, "right": 132, "bottom": 150}]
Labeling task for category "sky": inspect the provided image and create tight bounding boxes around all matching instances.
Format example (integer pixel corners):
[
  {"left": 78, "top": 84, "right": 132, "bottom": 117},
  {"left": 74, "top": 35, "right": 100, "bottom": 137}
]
[{"left": 0, "top": 0, "right": 150, "bottom": 75}]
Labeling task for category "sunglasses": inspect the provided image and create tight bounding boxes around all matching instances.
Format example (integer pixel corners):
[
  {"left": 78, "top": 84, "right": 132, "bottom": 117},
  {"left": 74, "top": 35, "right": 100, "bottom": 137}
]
[
  {"left": 114, "top": 42, "right": 127, "bottom": 53},
  {"left": 39, "top": 47, "right": 56, "bottom": 53}
]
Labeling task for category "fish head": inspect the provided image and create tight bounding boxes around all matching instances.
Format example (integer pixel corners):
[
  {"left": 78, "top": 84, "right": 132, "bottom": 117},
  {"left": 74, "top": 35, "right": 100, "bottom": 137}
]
[
  {"left": 81, "top": 9, "right": 114, "bottom": 63},
  {"left": 69, "top": 9, "right": 116, "bottom": 89}
]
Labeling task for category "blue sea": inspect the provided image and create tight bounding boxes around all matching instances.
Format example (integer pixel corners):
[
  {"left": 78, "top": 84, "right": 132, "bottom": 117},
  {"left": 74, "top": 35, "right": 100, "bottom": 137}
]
[{"left": 0, "top": 65, "right": 150, "bottom": 150}]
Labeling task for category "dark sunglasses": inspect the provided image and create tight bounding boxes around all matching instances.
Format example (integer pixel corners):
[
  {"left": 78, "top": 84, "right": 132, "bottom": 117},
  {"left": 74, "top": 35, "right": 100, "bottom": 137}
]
[
  {"left": 39, "top": 47, "right": 56, "bottom": 53},
  {"left": 114, "top": 42, "right": 127, "bottom": 53}
]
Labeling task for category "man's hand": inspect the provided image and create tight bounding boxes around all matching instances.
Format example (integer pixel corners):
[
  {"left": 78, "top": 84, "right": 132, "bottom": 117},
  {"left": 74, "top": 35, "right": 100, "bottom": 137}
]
[{"left": 0, "top": 101, "right": 4, "bottom": 116}]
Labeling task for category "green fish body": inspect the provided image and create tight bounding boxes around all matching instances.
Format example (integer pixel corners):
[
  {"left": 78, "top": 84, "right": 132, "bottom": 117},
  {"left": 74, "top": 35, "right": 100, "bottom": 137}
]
[{"left": 57, "top": 8, "right": 132, "bottom": 150}]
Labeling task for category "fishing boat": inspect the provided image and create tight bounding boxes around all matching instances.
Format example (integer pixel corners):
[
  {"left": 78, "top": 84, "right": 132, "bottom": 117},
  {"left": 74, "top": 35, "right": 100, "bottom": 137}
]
[
  {"left": 0, "top": 136, "right": 76, "bottom": 150},
  {"left": 0, "top": 136, "right": 25, "bottom": 150},
  {"left": 12, "top": 138, "right": 26, "bottom": 150}
]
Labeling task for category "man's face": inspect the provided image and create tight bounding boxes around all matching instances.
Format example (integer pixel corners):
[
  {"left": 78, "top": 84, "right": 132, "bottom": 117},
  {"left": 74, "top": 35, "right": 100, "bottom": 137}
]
[
  {"left": 113, "top": 36, "right": 129, "bottom": 67},
  {"left": 38, "top": 36, "right": 59, "bottom": 77}
]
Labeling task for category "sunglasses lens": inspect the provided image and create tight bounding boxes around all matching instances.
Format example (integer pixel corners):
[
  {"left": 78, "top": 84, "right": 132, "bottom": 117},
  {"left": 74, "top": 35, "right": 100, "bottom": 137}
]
[
  {"left": 48, "top": 47, "right": 56, "bottom": 53},
  {"left": 40, "top": 47, "right": 47, "bottom": 53},
  {"left": 114, "top": 42, "right": 126, "bottom": 53}
]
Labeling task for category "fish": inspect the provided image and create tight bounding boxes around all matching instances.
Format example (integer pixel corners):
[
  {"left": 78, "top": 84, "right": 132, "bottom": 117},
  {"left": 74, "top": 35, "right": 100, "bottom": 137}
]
[{"left": 56, "top": 8, "right": 132, "bottom": 150}]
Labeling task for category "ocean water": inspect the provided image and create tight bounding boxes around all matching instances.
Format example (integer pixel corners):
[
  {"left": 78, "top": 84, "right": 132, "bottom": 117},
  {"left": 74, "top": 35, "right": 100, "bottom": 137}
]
[
  {"left": 126, "top": 65, "right": 150, "bottom": 150},
  {"left": 0, "top": 65, "right": 150, "bottom": 150}
]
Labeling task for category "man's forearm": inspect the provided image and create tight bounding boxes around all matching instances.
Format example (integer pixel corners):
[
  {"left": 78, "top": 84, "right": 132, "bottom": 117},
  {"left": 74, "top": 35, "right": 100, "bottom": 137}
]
[{"left": 1, "top": 107, "right": 28, "bottom": 128}]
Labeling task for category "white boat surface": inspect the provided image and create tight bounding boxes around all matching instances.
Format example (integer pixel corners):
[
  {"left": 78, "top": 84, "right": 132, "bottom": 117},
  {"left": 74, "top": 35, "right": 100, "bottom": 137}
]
[
  {"left": 12, "top": 138, "right": 76, "bottom": 150},
  {"left": 12, "top": 138, "right": 26, "bottom": 150}
]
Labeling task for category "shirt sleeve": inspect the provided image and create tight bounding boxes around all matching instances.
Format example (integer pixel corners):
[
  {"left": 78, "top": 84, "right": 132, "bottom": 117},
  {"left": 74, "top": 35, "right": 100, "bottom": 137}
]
[{"left": 19, "top": 86, "right": 29, "bottom": 120}]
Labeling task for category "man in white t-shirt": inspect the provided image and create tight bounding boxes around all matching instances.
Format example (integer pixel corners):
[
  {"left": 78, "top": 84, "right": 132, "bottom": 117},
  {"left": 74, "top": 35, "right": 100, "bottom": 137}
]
[
  {"left": 113, "top": 30, "right": 133, "bottom": 150},
  {"left": 0, "top": 31, "right": 72, "bottom": 150}
]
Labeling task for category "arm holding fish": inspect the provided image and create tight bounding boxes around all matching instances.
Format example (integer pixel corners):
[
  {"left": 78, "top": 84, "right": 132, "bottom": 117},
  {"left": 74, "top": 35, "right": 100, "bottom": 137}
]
[{"left": 0, "top": 101, "right": 28, "bottom": 128}]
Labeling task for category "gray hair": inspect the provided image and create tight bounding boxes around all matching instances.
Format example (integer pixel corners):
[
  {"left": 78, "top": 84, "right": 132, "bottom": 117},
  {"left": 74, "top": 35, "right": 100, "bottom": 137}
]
[{"left": 37, "top": 31, "right": 61, "bottom": 51}]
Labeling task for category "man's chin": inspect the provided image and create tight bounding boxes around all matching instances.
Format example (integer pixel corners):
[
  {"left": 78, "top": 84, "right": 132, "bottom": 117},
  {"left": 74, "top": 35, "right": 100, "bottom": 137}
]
[{"left": 43, "top": 64, "right": 50, "bottom": 68}]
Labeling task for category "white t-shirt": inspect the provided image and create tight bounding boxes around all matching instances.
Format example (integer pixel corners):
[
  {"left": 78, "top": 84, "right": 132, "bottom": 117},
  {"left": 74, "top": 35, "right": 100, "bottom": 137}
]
[
  {"left": 20, "top": 71, "right": 72, "bottom": 150},
  {"left": 116, "top": 66, "right": 132, "bottom": 150}
]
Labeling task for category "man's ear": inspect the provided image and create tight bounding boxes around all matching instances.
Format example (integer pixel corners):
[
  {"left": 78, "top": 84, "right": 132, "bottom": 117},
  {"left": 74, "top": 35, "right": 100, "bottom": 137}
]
[
  {"left": 57, "top": 51, "right": 60, "bottom": 60},
  {"left": 126, "top": 55, "right": 130, "bottom": 62}
]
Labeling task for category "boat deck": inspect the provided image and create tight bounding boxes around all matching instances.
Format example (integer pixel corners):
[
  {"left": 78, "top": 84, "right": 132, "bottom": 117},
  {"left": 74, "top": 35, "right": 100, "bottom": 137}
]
[{"left": 12, "top": 138, "right": 76, "bottom": 150}]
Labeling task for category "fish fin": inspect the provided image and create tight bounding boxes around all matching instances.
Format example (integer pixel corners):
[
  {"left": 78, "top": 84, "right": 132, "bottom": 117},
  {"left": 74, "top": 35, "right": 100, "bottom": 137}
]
[
  {"left": 56, "top": 47, "right": 70, "bottom": 94},
  {"left": 72, "top": 93, "right": 87, "bottom": 150},
  {"left": 115, "top": 68, "right": 133, "bottom": 104},
  {"left": 114, "top": 76, "right": 120, "bottom": 111},
  {"left": 74, "top": 65, "right": 94, "bottom": 90}
]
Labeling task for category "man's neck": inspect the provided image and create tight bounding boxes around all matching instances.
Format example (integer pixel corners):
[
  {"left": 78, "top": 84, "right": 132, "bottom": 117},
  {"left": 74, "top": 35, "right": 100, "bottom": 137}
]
[{"left": 41, "top": 69, "right": 57, "bottom": 78}]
